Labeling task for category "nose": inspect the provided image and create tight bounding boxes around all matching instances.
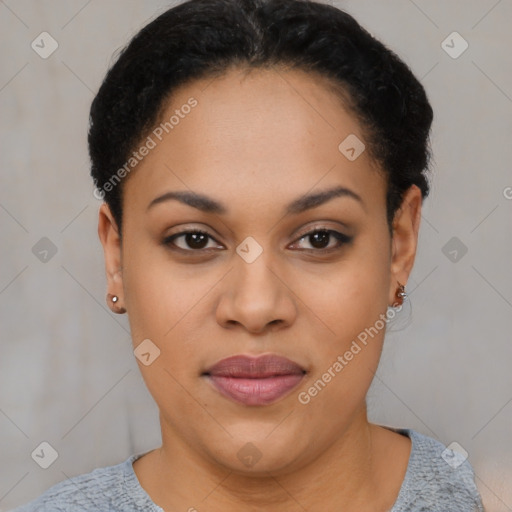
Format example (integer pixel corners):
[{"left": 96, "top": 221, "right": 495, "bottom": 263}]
[{"left": 215, "top": 248, "right": 297, "bottom": 334}]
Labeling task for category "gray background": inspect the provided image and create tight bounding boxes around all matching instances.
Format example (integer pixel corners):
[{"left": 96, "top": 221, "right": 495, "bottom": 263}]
[{"left": 1, "top": 0, "right": 511, "bottom": 510}]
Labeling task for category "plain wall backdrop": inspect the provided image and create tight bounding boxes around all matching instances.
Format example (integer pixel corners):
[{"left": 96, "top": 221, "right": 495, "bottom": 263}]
[{"left": 1, "top": 0, "right": 511, "bottom": 510}]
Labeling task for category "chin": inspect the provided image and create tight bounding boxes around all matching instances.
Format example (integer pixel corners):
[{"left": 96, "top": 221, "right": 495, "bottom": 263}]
[{"left": 201, "top": 424, "right": 310, "bottom": 476}]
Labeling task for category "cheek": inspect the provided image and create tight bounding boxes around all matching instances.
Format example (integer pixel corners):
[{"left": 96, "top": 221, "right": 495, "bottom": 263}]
[
  {"left": 121, "top": 249, "right": 209, "bottom": 419},
  {"left": 121, "top": 239, "right": 215, "bottom": 380},
  {"left": 122, "top": 234, "right": 197, "bottom": 339},
  {"left": 304, "top": 234, "right": 391, "bottom": 345},
  {"left": 295, "top": 233, "right": 391, "bottom": 404}
]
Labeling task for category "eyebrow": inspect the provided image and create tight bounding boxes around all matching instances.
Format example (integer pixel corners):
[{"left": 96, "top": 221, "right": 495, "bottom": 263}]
[{"left": 147, "top": 185, "right": 364, "bottom": 215}]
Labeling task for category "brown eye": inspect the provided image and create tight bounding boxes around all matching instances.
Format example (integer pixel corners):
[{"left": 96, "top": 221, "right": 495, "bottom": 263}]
[
  {"left": 163, "top": 230, "right": 222, "bottom": 252},
  {"left": 291, "top": 229, "right": 353, "bottom": 252},
  {"left": 308, "top": 230, "right": 330, "bottom": 249},
  {"left": 182, "top": 232, "right": 209, "bottom": 249}
]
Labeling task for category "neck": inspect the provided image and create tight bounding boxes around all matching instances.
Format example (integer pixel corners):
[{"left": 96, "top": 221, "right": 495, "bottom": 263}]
[{"left": 134, "top": 406, "right": 399, "bottom": 512}]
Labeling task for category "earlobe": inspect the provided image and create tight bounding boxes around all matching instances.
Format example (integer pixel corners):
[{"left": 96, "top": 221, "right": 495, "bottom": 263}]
[
  {"left": 97, "top": 203, "right": 125, "bottom": 313},
  {"left": 388, "top": 185, "right": 423, "bottom": 305},
  {"left": 106, "top": 293, "right": 126, "bottom": 314}
]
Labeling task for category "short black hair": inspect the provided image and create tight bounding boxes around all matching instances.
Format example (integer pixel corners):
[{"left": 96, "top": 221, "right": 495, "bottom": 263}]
[{"left": 88, "top": 0, "right": 433, "bottom": 232}]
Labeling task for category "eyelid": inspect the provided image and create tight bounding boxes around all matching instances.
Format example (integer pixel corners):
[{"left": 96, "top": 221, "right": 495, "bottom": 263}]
[
  {"left": 164, "top": 223, "right": 222, "bottom": 241},
  {"left": 292, "top": 222, "right": 350, "bottom": 240}
]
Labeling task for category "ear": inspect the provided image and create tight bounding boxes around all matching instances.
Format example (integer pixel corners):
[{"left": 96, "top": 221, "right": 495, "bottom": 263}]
[
  {"left": 388, "top": 185, "right": 423, "bottom": 305},
  {"left": 97, "top": 203, "right": 125, "bottom": 313}
]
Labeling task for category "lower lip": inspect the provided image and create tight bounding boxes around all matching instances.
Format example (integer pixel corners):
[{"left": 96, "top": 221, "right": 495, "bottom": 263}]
[{"left": 205, "top": 374, "right": 305, "bottom": 406}]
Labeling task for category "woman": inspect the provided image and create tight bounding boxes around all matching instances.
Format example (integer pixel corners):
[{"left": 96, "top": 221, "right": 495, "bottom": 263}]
[{"left": 14, "top": 0, "right": 485, "bottom": 510}]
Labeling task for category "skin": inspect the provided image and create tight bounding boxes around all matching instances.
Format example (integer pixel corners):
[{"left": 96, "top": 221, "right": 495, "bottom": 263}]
[{"left": 98, "top": 66, "right": 422, "bottom": 511}]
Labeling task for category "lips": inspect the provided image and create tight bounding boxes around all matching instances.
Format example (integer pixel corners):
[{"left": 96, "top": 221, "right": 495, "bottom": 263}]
[{"left": 202, "top": 354, "right": 306, "bottom": 406}]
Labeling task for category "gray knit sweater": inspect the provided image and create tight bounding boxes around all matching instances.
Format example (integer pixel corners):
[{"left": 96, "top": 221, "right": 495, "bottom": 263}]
[{"left": 11, "top": 429, "right": 485, "bottom": 511}]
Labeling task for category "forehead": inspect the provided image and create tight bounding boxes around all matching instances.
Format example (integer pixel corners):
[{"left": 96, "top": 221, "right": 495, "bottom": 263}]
[
  {"left": 167, "top": 66, "right": 361, "bottom": 159},
  {"left": 122, "top": 66, "right": 386, "bottom": 218}
]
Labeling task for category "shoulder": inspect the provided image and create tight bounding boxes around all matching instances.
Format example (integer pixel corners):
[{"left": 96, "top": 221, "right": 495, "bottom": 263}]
[
  {"left": 390, "top": 428, "right": 485, "bottom": 512},
  {"left": 9, "top": 455, "right": 155, "bottom": 512}
]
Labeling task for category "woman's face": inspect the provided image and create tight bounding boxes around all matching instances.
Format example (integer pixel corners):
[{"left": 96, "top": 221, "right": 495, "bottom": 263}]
[{"left": 99, "top": 66, "right": 421, "bottom": 475}]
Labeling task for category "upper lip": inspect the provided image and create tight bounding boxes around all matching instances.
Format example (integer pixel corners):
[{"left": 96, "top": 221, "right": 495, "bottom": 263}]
[{"left": 203, "top": 354, "right": 306, "bottom": 378}]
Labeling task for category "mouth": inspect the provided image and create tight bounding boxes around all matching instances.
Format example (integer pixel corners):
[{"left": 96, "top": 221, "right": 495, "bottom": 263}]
[{"left": 202, "top": 354, "right": 307, "bottom": 406}]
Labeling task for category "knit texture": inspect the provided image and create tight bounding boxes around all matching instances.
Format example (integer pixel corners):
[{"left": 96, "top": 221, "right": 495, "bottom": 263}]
[{"left": 11, "top": 429, "right": 484, "bottom": 512}]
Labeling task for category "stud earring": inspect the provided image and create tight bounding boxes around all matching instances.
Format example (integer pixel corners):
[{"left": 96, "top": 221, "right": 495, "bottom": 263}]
[
  {"left": 394, "top": 281, "right": 407, "bottom": 307},
  {"left": 107, "top": 293, "right": 126, "bottom": 314}
]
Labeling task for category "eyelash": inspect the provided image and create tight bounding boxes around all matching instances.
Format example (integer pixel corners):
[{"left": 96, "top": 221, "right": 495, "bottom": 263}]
[{"left": 162, "top": 227, "right": 353, "bottom": 255}]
